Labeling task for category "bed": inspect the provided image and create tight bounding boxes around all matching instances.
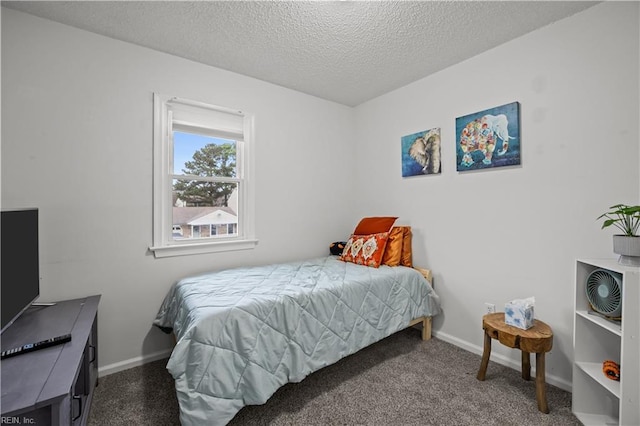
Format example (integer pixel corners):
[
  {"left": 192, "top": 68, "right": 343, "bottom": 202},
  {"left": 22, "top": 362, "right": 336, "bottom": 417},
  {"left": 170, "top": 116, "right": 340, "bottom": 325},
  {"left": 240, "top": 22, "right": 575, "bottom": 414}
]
[
  {"left": 154, "top": 217, "right": 440, "bottom": 425},
  {"left": 154, "top": 254, "right": 440, "bottom": 425}
]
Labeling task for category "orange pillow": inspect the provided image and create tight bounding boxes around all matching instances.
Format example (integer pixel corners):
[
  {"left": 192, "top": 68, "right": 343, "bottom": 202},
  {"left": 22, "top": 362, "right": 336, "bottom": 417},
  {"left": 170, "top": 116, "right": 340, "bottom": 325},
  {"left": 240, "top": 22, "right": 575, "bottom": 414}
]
[
  {"left": 339, "top": 232, "right": 390, "bottom": 268},
  {"left": 381, "top": 226, "right": 405, "bottom": 266},
  {"left": 353, "top": 217, "right": 398, "bottom": 235},
  {"left": 400, "top": 226, "right": 413, "bottom": 267}
]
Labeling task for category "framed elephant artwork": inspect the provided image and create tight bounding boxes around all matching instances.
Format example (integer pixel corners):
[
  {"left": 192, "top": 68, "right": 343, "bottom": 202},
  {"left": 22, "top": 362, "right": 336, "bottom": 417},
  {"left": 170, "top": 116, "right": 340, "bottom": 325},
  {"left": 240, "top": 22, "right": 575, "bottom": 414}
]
[
  {"left": 455, "top": 102, "right": 521, "bottom": 172},
  {"left": 401, "top": 127, "right": 441, "bottom": 177}
]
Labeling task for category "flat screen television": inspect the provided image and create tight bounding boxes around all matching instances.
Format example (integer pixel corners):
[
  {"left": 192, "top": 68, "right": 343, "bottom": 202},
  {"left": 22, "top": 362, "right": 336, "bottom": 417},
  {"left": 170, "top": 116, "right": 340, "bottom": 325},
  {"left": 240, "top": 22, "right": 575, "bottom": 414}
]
[{"left": 1, "top": 208, "right": 40, "bottom": 334}]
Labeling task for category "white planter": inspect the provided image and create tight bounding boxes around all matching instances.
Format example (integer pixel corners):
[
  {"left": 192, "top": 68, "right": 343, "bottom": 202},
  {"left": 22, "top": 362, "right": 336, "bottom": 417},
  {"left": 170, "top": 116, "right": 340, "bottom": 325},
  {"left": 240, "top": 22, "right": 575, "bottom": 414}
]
[{"left": 613, "top": 235, "right": 640, "bottom": 266}]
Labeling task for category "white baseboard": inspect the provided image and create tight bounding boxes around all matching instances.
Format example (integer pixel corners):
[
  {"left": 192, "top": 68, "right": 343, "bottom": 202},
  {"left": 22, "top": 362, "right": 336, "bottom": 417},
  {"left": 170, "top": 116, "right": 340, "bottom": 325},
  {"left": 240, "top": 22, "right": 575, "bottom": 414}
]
[
  {"left": 432, "top": 330, "right": 572, "bottom": 393},
  {"left": 98, "top": 348, "right": 173, "bottom": 377}
]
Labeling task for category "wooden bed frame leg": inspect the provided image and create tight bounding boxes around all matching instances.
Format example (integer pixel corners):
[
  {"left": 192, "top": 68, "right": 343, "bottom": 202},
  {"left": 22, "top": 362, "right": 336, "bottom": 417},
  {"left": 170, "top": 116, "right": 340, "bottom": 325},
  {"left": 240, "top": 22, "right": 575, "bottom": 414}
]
[
  {"left": 409, "top": 316, "right": 432, "bottom": 340},
  {"left": 422, "top": 317, "right": 432, "bottom": 341}
]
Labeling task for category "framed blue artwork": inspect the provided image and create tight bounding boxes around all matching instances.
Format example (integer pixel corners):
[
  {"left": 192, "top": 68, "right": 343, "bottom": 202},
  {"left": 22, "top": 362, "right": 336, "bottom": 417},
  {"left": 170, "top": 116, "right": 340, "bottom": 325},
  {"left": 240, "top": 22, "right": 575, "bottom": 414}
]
[
  {"left": 401, "top": 127, "right": 441, "bottom": 177},
  {"left": 455, "top": 102, "right": 521, "bottom": 172}
]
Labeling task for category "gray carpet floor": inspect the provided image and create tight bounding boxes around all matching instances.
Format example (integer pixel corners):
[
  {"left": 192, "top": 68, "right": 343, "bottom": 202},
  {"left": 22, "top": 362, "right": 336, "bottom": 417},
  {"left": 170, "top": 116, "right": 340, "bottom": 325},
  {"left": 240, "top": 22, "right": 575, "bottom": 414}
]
[{"left": 88, "top": 328, "right": 580, "bottom": 425}]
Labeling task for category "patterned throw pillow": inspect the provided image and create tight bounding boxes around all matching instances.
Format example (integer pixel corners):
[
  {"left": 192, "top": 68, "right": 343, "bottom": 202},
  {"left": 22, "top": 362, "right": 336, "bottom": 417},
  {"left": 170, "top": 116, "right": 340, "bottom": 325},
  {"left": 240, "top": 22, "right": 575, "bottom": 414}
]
[{"left": 339, "top": 232, "right": 390, "bottom": 268}]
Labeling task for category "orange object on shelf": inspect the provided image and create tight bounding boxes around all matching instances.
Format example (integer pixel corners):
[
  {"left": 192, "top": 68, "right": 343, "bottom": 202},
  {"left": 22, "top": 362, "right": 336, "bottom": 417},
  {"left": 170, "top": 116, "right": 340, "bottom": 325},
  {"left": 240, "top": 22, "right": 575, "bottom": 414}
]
[{"left": 602, "top": 360, "right": 620, "bottom": 381}]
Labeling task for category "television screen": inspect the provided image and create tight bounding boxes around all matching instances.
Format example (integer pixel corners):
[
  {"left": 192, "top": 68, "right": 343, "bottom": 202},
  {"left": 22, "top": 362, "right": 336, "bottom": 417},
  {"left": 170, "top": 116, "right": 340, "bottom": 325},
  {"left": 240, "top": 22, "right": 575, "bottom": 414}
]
[{"left": 1, "top": 208, "right": 40, "bottom": 333}]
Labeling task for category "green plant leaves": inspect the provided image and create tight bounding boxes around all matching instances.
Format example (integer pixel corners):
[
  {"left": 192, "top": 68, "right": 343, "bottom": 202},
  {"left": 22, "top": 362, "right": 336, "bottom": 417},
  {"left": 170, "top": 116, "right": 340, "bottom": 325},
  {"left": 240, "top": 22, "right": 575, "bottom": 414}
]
[{"left": 597, "top": 204, "right": 640, "bottom": 236}]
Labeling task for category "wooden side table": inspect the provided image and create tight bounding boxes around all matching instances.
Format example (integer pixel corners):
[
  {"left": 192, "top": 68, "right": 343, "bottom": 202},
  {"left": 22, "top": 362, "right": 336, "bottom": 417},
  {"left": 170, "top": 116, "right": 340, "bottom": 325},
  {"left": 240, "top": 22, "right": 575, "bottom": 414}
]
[{"left": 476, "top": 312, "right": 554, "bottom": 413}]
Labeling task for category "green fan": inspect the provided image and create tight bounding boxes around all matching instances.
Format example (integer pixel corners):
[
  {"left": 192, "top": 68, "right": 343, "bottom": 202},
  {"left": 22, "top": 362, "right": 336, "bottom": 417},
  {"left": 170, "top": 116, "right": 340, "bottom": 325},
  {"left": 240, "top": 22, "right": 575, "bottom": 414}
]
[{"left": 586, "top": 269, "right": 623, "bottom": 319}]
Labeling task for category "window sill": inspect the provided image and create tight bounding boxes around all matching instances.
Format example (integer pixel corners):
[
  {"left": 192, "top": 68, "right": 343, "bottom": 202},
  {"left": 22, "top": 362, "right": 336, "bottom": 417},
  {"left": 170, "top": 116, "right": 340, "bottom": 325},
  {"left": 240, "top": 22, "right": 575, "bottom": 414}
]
[{"left": 149, "top": 238, "right": 259, "bottom": 258}]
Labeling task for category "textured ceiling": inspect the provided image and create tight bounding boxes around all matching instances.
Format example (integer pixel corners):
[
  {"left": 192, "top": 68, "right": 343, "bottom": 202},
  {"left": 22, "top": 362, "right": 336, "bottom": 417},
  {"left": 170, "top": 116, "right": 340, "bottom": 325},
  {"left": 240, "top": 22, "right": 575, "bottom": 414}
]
[{"left": 3, "top": 1, "right": 599, "bottom": 106}]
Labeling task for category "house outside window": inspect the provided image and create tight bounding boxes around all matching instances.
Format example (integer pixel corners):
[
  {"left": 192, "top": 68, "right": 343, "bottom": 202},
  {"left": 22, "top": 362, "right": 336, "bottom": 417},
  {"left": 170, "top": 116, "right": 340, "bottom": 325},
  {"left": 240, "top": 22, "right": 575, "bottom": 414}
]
[{"left": 150, "top": 94, "right": 257, "bottom": 258}]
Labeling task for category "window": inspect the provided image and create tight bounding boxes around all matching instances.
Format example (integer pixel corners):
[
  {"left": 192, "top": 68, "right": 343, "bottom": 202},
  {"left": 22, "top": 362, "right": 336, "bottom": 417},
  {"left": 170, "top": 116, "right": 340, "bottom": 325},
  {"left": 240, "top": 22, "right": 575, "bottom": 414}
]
[{"left": 150, "top": 94, "right": 257, "bottom": 258}]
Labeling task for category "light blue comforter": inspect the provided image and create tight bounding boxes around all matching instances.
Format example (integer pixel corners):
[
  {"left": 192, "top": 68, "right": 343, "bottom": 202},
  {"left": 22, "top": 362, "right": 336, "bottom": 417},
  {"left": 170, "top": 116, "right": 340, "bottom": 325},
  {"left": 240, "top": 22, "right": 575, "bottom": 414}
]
[{"left": 153, "top": 256, "right": 440, "bottom": 425}]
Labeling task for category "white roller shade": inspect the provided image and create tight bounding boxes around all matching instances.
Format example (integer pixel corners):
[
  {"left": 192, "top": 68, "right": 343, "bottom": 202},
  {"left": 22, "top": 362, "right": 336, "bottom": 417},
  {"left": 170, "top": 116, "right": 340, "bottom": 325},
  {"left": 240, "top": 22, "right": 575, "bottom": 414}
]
[{"left": 168, "top": 97, "right": 244, "bottom": 141}]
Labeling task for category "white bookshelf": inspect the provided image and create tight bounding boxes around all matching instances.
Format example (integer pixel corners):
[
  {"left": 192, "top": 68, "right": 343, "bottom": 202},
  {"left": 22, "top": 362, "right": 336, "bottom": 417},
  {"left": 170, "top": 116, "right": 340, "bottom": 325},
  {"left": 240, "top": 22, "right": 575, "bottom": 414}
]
[{"left": 572, "top": 259, "right": 639, "bottom": 426}]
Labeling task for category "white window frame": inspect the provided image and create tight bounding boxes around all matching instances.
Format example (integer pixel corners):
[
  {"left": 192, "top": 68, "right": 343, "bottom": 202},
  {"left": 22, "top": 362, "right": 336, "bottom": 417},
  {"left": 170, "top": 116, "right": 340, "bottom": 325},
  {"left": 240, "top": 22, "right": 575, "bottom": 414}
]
[{"left": 149, "top": 93, "right": 257, "bottom": 258}]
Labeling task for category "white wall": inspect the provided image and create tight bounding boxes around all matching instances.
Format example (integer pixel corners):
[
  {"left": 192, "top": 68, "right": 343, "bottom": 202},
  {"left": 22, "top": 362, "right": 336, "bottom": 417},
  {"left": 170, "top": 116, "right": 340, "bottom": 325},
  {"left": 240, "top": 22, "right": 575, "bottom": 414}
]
[
  {"left": 353, "top": 2, "right": 639, "bottom": 390},
  {"left": 1, "top": 8, "right": 356, "bottom": 372}
]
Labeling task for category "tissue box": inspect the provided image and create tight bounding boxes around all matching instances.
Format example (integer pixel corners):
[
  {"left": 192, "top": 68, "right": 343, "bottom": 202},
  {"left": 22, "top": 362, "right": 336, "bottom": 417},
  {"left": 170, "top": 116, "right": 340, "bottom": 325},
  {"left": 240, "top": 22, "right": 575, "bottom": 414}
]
[{"left": 505, "top": 298, "right": 535, "bottom": 330}]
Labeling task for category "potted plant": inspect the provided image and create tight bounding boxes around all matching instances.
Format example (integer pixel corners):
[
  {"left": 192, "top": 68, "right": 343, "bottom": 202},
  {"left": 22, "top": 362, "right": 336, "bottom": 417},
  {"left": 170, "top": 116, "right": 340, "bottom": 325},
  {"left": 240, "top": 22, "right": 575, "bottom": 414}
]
[{"left": 598, "top": 204, "right": 640, "bottom": 266}]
